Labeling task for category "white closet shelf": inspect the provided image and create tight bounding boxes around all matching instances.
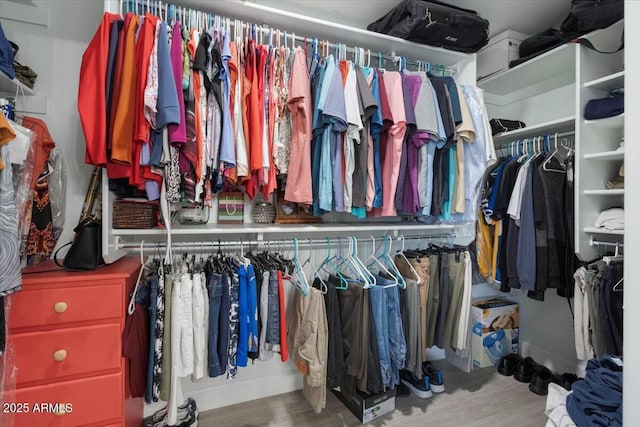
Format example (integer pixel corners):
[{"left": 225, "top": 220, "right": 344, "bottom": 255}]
[
  {"left": 583, "top": 114, "right": 624, "bottom": 129},
  {"left": 492, "top": 116, "right": 575, "bottom": 143},
  {"left": 111, "top": 222, "right": 456, "bottom": 236},
  {"left": 477, "top": 43, "right": 575, "bottom": 96},
  {"left": 182, "top": 1, "right": 468, "bottom": 67},
  {"left": 583, "top": 150, "right": 624, "bottom": 160},
  {"left": 583, "top": 227, "right": 624, "bottom": 236},
  {"left": 0, "top": 72, "right": 36, "bottom": 96},
  {"left": 584, "top": 71, "right": 624, "bottom": 91},
  {"left": 583, "top": 189, "right": 625, "bottom": 196}
]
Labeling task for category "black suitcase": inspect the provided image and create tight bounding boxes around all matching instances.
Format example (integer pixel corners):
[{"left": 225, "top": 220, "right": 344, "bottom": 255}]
[{"left": 367, "top": 0, "right": 490, "bottom": 53}]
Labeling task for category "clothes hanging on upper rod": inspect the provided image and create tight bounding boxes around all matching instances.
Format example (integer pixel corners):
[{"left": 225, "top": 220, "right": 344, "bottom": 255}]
[{"left": 78, "top": 7, "right": 495, "bottom": 223}]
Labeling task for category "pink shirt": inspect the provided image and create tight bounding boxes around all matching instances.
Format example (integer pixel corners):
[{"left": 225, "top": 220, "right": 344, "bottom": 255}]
[
  {"left": 377, "top": 71, "right": 406, "bottom": 217},
  {"left": 284, "top": 47, "right": 313, "bottom": 205}
]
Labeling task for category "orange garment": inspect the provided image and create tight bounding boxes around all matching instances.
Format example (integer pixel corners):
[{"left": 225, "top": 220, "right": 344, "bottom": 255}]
[
  {"left": 78, "top": 12, "right": 121, "bottom": 167},
  {"left": 226, "top": 42, "right": 239, "bottom": 185},
  {"left": 239, "top": 50, "right": 252, "bottom": 185},
  {"left": 189, "top": 30, "right": 203, "bottom": 184},
  {"left": 0, "top": 113, "right": 16, "bottom": 170},
  {"left": 110, "top": 14, "right": 138, "bottom": 166},
  {"left": 20, "top": 117, "right": 55, "bottom": 189}
]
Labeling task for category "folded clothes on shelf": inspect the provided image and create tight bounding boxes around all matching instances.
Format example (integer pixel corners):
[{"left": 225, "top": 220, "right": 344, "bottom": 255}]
[
  {"left": 604, "top": 165, "right": 624, "bottom": 189},
  {"left": 594, "top": 208, "right": 624, "bottom": 231},
  {"left": 584, "top": 94, "right": 624, "bottom": 120}
]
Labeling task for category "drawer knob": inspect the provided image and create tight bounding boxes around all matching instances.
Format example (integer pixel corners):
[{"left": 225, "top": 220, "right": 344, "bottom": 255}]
[
  {"left": 53, "top": 302, "right": 68, "bottom": 313},
  {"left": 53, "top": 350, "right": 67, "bottom": 362}
]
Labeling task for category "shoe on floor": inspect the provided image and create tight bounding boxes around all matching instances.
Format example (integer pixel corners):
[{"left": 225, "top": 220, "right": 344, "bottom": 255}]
[
  {"left": 529, "top": 366, "right": 553, "bottom": 396},
  {"left": 142, "top": 398, "right": 197, "bottom": 427},
  {"left": 422, "top": 362, "right": 445, "bottom": 393},
  {"left": 552, "top": 372, "right": 580, "bottom": 391},
  {"left": 400, "top": 370, "right": 433, "bottom": 399},
  {"left": 497, "top": 353, "right": 521, "bottom": 377},
  {"left": 514, "top": 357, "right": 537, "bottom": 383}
]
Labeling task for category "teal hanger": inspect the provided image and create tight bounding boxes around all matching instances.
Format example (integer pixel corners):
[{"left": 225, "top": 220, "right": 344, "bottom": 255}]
[{"left": 319, "top": 238, "right": 349, "bottom": 290}]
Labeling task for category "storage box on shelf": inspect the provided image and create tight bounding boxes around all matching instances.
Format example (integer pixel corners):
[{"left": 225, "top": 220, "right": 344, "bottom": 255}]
[
  {"left": 477, "top": 29, "right": 530, "bottom": 81},
  {"left": 1, "top": 258, "right": 143, "bottom": 427}
]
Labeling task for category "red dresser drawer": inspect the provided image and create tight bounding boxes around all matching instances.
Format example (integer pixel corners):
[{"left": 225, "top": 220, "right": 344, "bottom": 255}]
[
  {"left": 2, "top": 373, "right": 122, "bottom": 427},
  {"left": 9, "top": 283, "right": 122, "bottom": 330},
  {"left": 13, "top": 324, "right": 122, "bottom": 386}
]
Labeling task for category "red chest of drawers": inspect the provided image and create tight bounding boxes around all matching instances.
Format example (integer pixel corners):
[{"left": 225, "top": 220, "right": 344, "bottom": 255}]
[{"left": 1, "top": 257, "right": 143, "bottom": 427}]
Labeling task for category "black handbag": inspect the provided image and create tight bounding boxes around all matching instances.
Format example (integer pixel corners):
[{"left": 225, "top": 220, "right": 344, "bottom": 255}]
[
  {"left": 367, "top": 0, "right": 490, "bottom": 53},
  {"left": 54, "top": 217, "right": 104, "bottom": 271}
]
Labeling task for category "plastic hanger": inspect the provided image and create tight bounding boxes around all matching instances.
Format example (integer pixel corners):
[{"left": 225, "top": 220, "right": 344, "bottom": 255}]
[
  {"left": 366, "top": 236, "right": 393, "bottom": 282},
  {"left": 128, "top": 240, "right": 146, "bottom": 315},
  {"left": 301, "top": 238, "right": 328, "bottom": 294},
  {"left": 338, "top": 237, "right": 370, "bottom": 286},
  {"left": 543, "top": 133, "right": 565, "bottom": 173},
  {"left": 290, "top": 238, "right": 310, "bottom": 296},
  {"left": 603, "top": 242, "right": 624, "bottom": 265},
  {"left": 395, "top": 236, "right": 420, "bottom": 284},
  {"left": 319, "top": 238, "right": 349, "bottom": 290},
  {"left": 382, "top": 236, "right": 406, "bottom": 288},
  {"left": 349, "top": 236, "right": 376, "bottom": 287}
]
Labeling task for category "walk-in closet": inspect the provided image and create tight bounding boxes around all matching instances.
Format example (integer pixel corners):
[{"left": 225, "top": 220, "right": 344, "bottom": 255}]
[{"left": 0, "top": 1, "right": 636, "bottom": 426}]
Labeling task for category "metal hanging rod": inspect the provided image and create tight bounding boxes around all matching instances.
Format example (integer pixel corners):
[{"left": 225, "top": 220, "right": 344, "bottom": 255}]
[
  {"left": 589, "top": 237, "right": 624, "bottom": 248},
  {"left": 118, "top": 0, "right": 455, "bottom": 75},
  {"left": 496, "top": 131, "right": 575, "bottom": 147},
  {"left": 116, "top": 233, "right": 456, "bottom": 252}
]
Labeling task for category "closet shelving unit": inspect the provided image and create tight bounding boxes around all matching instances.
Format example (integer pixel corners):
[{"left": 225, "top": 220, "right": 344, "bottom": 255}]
[
  {"left": 576, "top": 21, "right": 625, "bottom": 259},
  {"left": 101, "top": 0, "right": 478, "bottom": 265},
  {"left": 0, "top": 72, "right": 36, "bottom": 97},
  {"left": 477, "top": 20, "right": 624, "bottom": 374}
]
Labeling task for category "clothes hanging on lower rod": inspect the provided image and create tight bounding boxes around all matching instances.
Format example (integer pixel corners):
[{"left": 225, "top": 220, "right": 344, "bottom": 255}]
[{"left": 574, "top": 258, "right": 623, "bottom": 360}]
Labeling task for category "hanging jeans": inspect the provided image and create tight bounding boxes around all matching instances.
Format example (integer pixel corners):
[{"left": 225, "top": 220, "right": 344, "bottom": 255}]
[
  {"left": 227, "top": 272, "right": 240, "bottom": 379},
  {"left": 369, "top": 284, "right": 391, "bottom": 388},
  {"left": 207, "top": 272, "right": 224, "bottom": 377},
  {"left": 266, "top": 270, "right": 281, "bottom": 351},
  {"left": 218, "top": 274, "right": 231, "bottom": 376},
  {"left": 385, "top": 283, "right": 406, "bottom": 387},
  {"left": 237, "top": 266, "right": 249, "bottom": 367}
]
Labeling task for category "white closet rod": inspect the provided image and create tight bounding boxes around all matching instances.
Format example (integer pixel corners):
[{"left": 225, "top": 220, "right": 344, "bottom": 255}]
[
  {"left": 119, "top": 0, "right": 455, "bottom": 75},
  {"left": 117, "top": 233, "right": 456, "bottom": 252}
]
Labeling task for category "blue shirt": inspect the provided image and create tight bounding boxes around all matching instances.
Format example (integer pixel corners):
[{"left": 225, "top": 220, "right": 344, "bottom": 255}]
[
  {"left": 364, "top": 67, "right": 383, "bottom": 209},
  {"left": 219, "top": 31, "right": 235, "bottom": 166}
]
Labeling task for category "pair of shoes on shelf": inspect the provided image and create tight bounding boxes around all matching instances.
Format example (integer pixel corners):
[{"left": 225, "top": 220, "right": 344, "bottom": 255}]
[
  {"left": 399, "top": 362, "right": 446, "bottom": 399},
  {"left": 141, "top": 398, "right": 198, "bottom": 427}
]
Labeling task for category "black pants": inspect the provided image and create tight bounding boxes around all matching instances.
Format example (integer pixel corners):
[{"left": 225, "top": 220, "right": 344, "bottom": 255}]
[{"left": 600, "top": 262, "right": 623, "bottom": 356}]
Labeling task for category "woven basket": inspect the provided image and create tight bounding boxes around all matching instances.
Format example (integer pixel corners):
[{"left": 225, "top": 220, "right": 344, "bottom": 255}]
[{"left": 113, "top": 200, "right": 158, "bottom": 229}]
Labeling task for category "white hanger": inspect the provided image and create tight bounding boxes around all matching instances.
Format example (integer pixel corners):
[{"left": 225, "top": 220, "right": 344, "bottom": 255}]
[
  {"left": 366, "top": 236, "right": 393, "bottom": 285},
  {"left": 290, "top": 238, "right": 310, "bottom": 296},
  {"left": 383, "top": 235, "right": 406, "bottom": 288},
  {"left": 345, "top": 237, "right": 375, "bottom": 287},
  {"left": 395, "top": 235, "right": 420, "bottom": 284},
  {"left": 543, "top": 133, "right": 565, "bottom": 173},
  {"left": 128, "top": 240, "right": 146, "bottom": 315},
  {"left": 301, "top": 238, "right": 328, "bottom": 294}
]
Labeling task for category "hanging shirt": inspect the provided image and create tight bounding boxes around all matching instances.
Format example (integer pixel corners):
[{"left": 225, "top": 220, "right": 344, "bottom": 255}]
[
  {"left": 376, "top": 71, "right": 406, "bottom": 217},
  {"left": 352, "top": 66, "right": 377, "bottom": 215},
  {"left": 167, "top": 22, "right": 187, "bottom": 145},
  {"left": 342, "top": 61, "right": 362, "bottom": 213},
  {"left": 311, "top": 60, "right": 326, "bottom": 216},
  {"left": 79, "top": 12, "right": 121, "bottom": 166},
  {"left": 284, "top": 46, "right": 313, "bottom": 205},
  {"left": 219, "top": 31, "right": 235, "bottom": 166}
]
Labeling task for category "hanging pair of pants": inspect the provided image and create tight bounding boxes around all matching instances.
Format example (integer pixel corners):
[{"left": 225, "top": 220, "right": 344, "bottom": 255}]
[
  {"left": 207, "top": 272, "right": 224, "bottom": 377},
  {"left": 192, "top": 272, "right": 208, "bottom": 380},
  {"left": 443, "top": 252, "right": 466, "bottom": 351},
  {"left": 585, "top": 261, "right": 606, "bottom": 358},
  {"left": 600, "top": 262, "right": 623, "bottom": 356}
]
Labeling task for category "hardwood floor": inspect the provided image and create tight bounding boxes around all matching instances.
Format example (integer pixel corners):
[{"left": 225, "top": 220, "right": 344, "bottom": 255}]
[{"left": 197, "top": 361, "right": 548, "bottom": 427}]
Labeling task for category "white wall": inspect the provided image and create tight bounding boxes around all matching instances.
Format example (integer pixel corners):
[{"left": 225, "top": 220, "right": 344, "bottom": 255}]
[
  {"left": 0, "top": 0, "right": 104, "bottom": 249},
  {"left": 623, "top": 2, "right": 640, "bottom": 424}
]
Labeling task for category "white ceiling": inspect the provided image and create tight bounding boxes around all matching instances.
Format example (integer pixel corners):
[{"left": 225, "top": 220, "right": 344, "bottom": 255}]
[{"left": 251, "top": 0, "right": 572, "bottom": 38}]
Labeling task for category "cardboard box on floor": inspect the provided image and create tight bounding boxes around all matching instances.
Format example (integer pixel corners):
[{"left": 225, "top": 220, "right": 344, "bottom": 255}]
[
  {"left": 332, "top": 387, "right": 396, "bottom": 423},
  {"left": 471, "top": 298, "right": 519, "bottom": 368}
]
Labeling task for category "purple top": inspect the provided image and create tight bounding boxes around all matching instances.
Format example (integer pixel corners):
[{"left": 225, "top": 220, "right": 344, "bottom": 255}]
[{"left": 167, "top": 22, "right": 186, "bottom": 144}]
